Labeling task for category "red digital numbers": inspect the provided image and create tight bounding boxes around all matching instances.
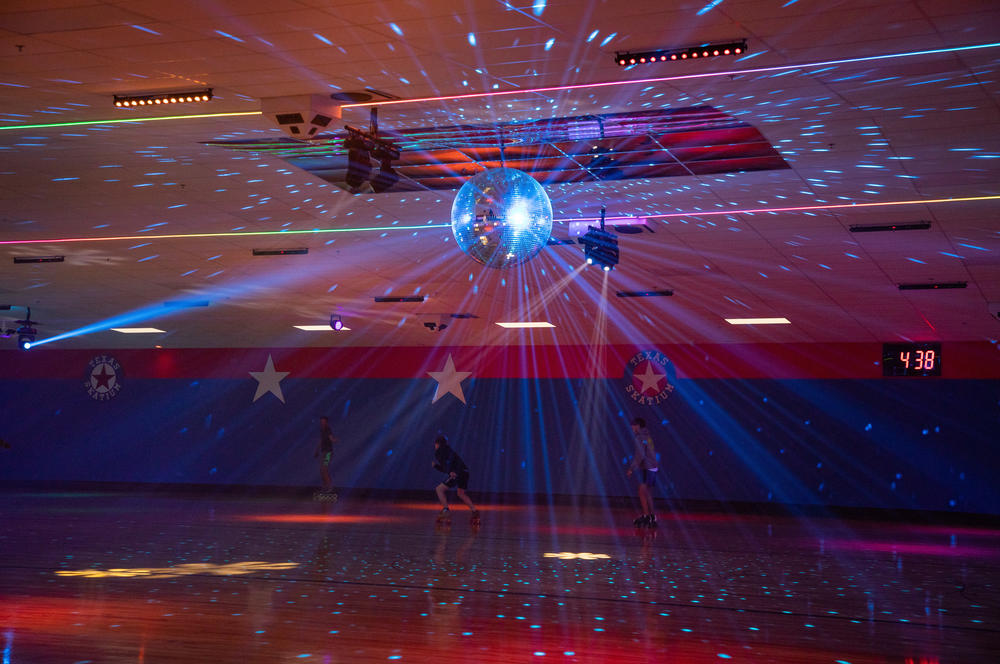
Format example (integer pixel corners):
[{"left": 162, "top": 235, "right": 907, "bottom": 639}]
[
  {"left": 899, "top": 349, "right": 936, "bottom": 370},
  {"left": 884, "top": 343, "right": 941, "bottom": 376}
]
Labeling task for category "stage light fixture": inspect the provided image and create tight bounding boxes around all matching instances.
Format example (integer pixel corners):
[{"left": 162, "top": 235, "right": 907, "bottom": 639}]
[
  {"left": 16, "top": 326, "right": 36, "bottom": 350},
  {"left": 578, "top": 207, "right": 619, "bottom": 271},
  {"left": 580, "top": 226, "right": 619, "bottom": 271},
  {"left": 114, "top": 88, "right": 213, "bottom": 108},
  {"left": 330, "top": 314, "right": 344, "bottom": 331},
  {"left": 615, "top": 39, "right": 747, "bottom": 67}
]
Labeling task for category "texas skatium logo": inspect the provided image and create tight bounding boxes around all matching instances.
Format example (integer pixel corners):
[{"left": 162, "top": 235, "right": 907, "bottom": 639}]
[
  {"left": 624, "top": 350, "right": 675, "bottom": 405},
  {"left": 85, "top": 355, "right": 122, "bottom": 401}
]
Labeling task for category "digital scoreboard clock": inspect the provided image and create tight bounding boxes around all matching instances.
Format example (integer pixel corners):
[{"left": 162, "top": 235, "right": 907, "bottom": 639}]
[{"left": 882, "top": 343, "right": 941, "bottom": 377}]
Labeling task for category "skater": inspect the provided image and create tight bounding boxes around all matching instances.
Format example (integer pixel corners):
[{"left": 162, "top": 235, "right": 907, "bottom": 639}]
[
  {"left": 313, "top": 416, "right": 337, "bottom": 496},
  {"left": 432, "top": 435, "right": 479, "bottom": 523},
  {"left": 625, "top": 417, "right": 658, "bottom": 527}
]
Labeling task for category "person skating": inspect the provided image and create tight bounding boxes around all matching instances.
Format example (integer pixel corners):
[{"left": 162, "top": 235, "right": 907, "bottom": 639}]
[
  {"left": 625, "top": 417, "right": 658, "bottom": 527},
  {"left": 432, "top": 435, "right": 479, "bottom": 524},
  {"left": 313, "top": 416, "right": 338, "bottom": 500}
]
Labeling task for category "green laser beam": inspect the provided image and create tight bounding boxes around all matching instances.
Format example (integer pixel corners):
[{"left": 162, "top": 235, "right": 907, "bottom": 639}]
[
  {"left": 0, "top": 224, "right": 452, "bottom": 246},
  {"left": 0, "top": 111, "right": 262, "bottom": 131}
]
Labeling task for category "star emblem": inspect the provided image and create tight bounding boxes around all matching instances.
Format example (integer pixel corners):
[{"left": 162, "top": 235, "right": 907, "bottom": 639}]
[
  {"left": 427, "top": 354, "right": 472, "bottom": 404},
  {"left": 91, "top": 363, "right": 116, "bottom": 390},
  {"left": 633, "top": 360, "right": 666, "bottom": 396},
  {"left": 249, "top": 354, "right": 290, "bottom": 403}
]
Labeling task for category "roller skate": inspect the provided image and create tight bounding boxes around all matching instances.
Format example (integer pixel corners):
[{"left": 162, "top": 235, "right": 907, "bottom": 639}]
[
  {"left": 435, "top": 507, "right": 452, "bottom": 531},
  {"left": 469, "top": 510, "right": 481, "bottom": 528},
  {"left": 633, "top": 514, "right": 650, "bottom": 527}
]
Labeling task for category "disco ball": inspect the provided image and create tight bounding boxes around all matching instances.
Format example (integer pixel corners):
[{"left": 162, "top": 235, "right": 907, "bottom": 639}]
[{"left": 450, "top": 168, "right": 553, "bottom": 269}]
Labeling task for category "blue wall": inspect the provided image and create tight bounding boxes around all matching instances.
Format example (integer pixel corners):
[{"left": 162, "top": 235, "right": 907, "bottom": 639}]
[{"left": 1, "top": 359, "right": 997, "bottom": 514}]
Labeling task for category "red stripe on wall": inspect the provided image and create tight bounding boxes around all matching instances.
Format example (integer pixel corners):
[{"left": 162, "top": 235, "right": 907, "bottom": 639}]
[{"left": 2, "top": 342, "right": 998, "bottom": 380}]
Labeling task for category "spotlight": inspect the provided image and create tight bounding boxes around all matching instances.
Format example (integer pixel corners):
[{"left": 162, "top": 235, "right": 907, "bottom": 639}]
[
  {"left": 614, "top": 39, "right": 747, "bottom": 67},
  {"left": 113, "top": 88, "right": 213, "bottom": 108},
  {"left": 330, "top": 314, "right": 344, "bottom": 331}
]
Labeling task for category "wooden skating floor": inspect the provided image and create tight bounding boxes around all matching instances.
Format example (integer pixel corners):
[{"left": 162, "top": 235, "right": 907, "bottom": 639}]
[{"left": 2, "top": 489, "right": 998, "bottom": 663}]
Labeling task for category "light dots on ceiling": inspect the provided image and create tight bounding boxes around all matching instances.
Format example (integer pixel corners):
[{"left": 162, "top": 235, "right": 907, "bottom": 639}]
[
  {"left": 616, "top": 40, "right": 747, "bottom": 67},
  {"left": 114, "top": 88, "right": 213, "bottom": 108}
]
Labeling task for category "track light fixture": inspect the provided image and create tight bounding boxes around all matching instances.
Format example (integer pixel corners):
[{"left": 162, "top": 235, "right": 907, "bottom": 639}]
[
  {"left": 114, "top": 88, "right": 213, "bottom": 108},
  {"left": 615, "top": 39, "right": 747, "bottom": 67},
  {"left": 329, "top": 314, "right": 344, "bottom": 331}
]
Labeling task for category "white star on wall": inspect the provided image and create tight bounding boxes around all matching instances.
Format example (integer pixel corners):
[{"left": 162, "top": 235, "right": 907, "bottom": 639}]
[
  {"left": 427, "top": 354, "right": 472, "bottom": 404},
  {"left": 635, "top": 361, "right": 666, "bottom": 395},
  {"left": 249, "top": 354, "right": 290, "bottom": 403}
]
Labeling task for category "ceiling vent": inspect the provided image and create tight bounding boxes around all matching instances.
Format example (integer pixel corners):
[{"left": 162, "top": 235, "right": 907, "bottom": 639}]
[
  {"left": 850, "top": 221, "right": 931, "bottom": 233},
  {"left": 898, "top": 281, "right": 966, "bottom": 290},
  {"left": 616, "top": 289, "right": 674, "bottom": 297},
  {"left": 374, "top": 296, "right": 425, "bottom": 303},
  {"left": 252, "top": 248, "right": 308, "bottom": 256},
  {"left": 13, "top": 255, "right": 63, "bottom": 263},
  {"left": 163, "top": 300, "right": 210, "bottom": 308}
]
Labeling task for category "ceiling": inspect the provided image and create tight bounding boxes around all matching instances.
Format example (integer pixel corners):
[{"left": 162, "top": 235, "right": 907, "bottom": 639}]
[{"left": 1, "top": 0, "right": 998, "bottom": 349}]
